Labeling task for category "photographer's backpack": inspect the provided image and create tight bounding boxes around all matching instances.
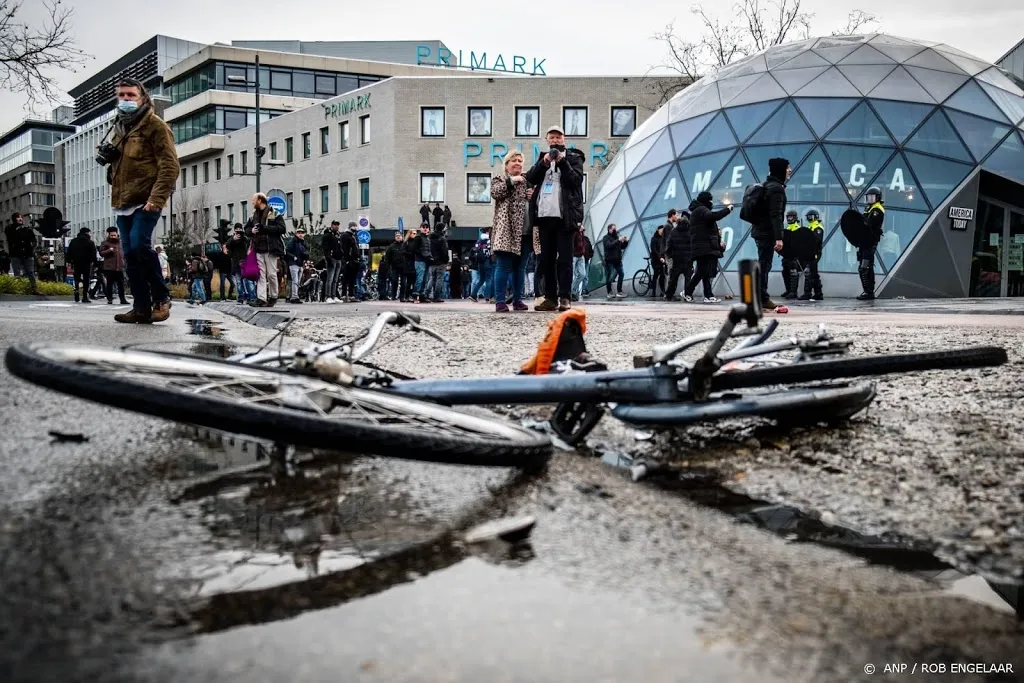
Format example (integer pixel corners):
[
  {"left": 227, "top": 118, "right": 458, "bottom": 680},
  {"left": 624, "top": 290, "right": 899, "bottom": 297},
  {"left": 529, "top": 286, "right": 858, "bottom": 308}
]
[{"left": 739, "top": 183, "right": 767, "bottom": 224}]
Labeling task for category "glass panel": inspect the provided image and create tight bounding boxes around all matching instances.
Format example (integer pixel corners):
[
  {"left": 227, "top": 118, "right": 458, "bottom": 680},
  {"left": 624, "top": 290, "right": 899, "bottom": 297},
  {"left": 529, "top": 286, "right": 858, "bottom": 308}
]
[
  {"left": 775, "top": 50, "right": 830, "bottom": 70},
  {"left": 823, "top": 143, "right": 896, "bottom": 201},
  {"left": 812, "top": 45, "right": 862, "bottom": 64},
  {"left": 943, "top": 110, "right": 1011, "bottom": 161},
  {"left": 678, "top": 82, "right": 723, "bottom": 120},
  {"left": 741, "top": 143, "right": 811, "bottom": 185},
  {"left": 876, "top": 210, "right": 928, "bottom": 270},
  {"left": 315, "top": 75, "right": 336, "bottom": 95},
  {"left": 668, "top": 113, "right": 715, "bottom": 156},
  {"left": 632, "top": 130, "right": 676, "bottom": 177},
  {"left": 825, "top": 101, "right": 896, "bottom": 145},
  {"left": 641, "top": 163, "right": 688, "bottom": 218},
  {"left": 904, "top": 48, "right": 965, "bottom": 74},
  {"left": 726, "top": 54, "right": 769, "bottom": 78},
  {"left": 620, "top": 225, "right": 650, "bottom": 278},
  {"left": 969, "top": 201, "right": 1004, "bottom": 297},
  {"left": 715, "top": 73, "right": 765, "bottom": 107},
  {"left": 591, "top": 153, "right": 625, "bottom": 204},
  {"left": 838, "top": 65, "right": 897, "bottom": 96},
  {"left": 668, "top": 82, "right": 711, "bottom": 123},
  {"left": 785, "top": 145, "right": 848, "bottom": 202},
  {"left": 1007, "top": 212, "right": 1024, "bottom": 297},
  {"left": 729, "top": 73, "right": 788, "bottom": 106},
  {"left": 679, "top": 150, "right": 735, "bottom": 197},
  {"left": 224, "top": 110, "right": 246, "bottom": 131},
  {"left": 258, "top": 67, "right": 270, "bottom": 91},
  {"left": 794, "top": 67, "right": 861, "bottom": 97},
  {"left": 871, "top": 43, "right": 927, "bottom": 64},
  {"left": 701, "top": 150, "right": 752, "bottom": 207},
  {"left": 771, "top": 66, "right": 829, "bottom": 95},
  {"left": 765, "top": 40, "right": 816, "bottom": 68},
  {"left": 337, "top": 75, "right": 359, "bottom": 94},
  {"left": 944, "top": 80, "right": 1009, "bottom": 123},
  {"left": 978, "top": 83, "right": 1024, "bottom": 128},
  {"left": 869, "top": 100, "right": 934, "bottom": 143},
  {"left": 793, "top": 97, "right": 859, "bottom": 137},
  {"left": 586, "top": 191, "right": 619, "bottom": 235},
  {"left": 903, "top": 151, "right": 972, "bottom": 207},
  {"left": 293, "top": 72, "right": 314, "bottom": 94},
  {"left": 605, "top": 188, "right": 637, "bottom": 229},
  {"left": 724, "top": 100, "right": 784, "bottom": 142},
  {"left": 721, "top": 229, "right": 757, "bottom": 270},
  {"left": 623, "top": 130, "right": 661, "bottom": 175},
  {"left": 933, "top": 48, "right": 989, "bottom": 76},
  {"left": 626, "top": 164, "right": 672, "bottom": 216},
  {"left": 976, "top": 68, "right": 1024, "bottom": 97},
  {"left": 587, "top": 239, "right": 606, "bottom": 290},
  {"left": 901, "top": 67, "right": 968, "bottom": 106},
  {"left": 868, "top": 66, "right": 934, "bottom": 103},
  {"left": 904, "top": 110, "right": 973, "bottom": 162},
  {"left": 863, "top": 152, "right": 930, "bottom": 211},
  {"left": 980, "top": 130, "right": 1024, "bottom": 182},
  {"left": 838, "top": 44, "right": 896, "bottom": 66},
  {"left": 747, "top": 101, "right": 815, "bottom": 144},
  {"left": 271, "top": 71, "right": 291, "bottom": 91},
  {"left": 681, "top": 112, "right": 737, "bottom": 156},
  {"left": 819, "top": 227, "right": 864, "bottom": 274}
]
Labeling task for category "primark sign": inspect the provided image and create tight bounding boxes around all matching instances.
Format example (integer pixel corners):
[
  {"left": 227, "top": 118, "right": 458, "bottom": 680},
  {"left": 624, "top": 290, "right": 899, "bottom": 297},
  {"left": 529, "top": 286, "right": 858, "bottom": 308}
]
[
  {"left": 322, "top": 93, "right": 370, "bottom": 120},
  {"left": 416, "top": 45, "right": 547, "bottom": 76}
]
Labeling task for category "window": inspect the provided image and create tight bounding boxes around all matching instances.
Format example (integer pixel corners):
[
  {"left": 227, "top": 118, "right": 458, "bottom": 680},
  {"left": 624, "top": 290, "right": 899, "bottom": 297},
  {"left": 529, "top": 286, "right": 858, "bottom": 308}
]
[
  {"left": 515, "top": 106, "right": 540, "bottom": 137},
  {"left": 228, "top": 203, "right": 235, "bottom": 222},
  {"left": 421, "top": 107, "right": 445, "bottom": 137},
  {"left": 286, "top": 192, "right": 294, "bottom": 218},
  {"left": 467, "top": 107, "right": 492, "bottom": 137},
  {"left": 215, "top": 158, "right": 222, "bottom": 180},
  {"left": 270, "top": 71, "right": 292, "bottom": 91},
  {"left": 337, "top": 75, "right": 359, "bottom": 94},
  {"left": 293, "top": 71, "right": 314, "bottom": 95},
  {"left": 203, "top": 208, "right": 210, "bottom": 231},
  {"left": 339, "top": 121, "right": 349, "bottom": 150},
  {"left": 320, "top": 126, "right": 329, "bottom": 154},
  {"left": 466, "top": 173, "right": 491, "bottom": 203},
  {"left": 203, "top": 162, "right": 210, "bottom": 183},
  {"left": 315, "top": 74, "right": 336, "bottom": 95},
  {"left": 224, "top": 109, "right": 247, "bottom": 132},
  {"left": 302, "top": 132, "right": 311, "bottom": 159},
  {"left": 562, "top": 106, "right": 589, "bottom": 137},
  {"left": 241, "top": 201, "right": 248, "bottom": 222},
  {"left": 320, "top": 185, "right": 329, "bottom": 212},
  {"left": 215, "top": 205, "right": 222, "bottom": 225},
  {"left": 180, "top": 169, "right": 187, "bottom": 188},
  {"left": 285, "top": 137, "right": 294, "bottom": 163},
  {"left": 339, "top": 182, "right": 349, "bottom": 210},
  {"left": 241, "top": 151, "right": 248, "bottom": 175},
  {"left": 420, "top": 173, "right": 445, "bottom": 203},
  {"left": 191, "top": 165, "right": 198, "bottom": 185},
  {"left": 359, "top": 178, "right": 370, "bottom": 207},
  {"left": 228, "top": 155, "right": 235, "bottom": 177},
  {"left": 610, "top": 106, "right": 637, "bottom": 137},
  {"left": 269, "top": 141, "right": 278, "bottom": 160},
  {"left": 302, "top": 189, "right": 311, "bottom": 215},
  {"left": 359, "top": 115, "right": 370, "bottom": 144}
]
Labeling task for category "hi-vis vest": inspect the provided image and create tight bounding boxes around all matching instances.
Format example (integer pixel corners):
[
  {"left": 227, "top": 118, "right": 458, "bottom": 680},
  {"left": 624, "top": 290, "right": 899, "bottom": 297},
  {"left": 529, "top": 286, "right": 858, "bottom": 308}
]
[
  {"left": 808, "top": 220, "right": 823, "bottom": 231},
  {"left": 866, "top": 201, "right": 885, "bottom": 215},
  {"left": 785, "top": 221, "right": 803, "bottom": 231}
]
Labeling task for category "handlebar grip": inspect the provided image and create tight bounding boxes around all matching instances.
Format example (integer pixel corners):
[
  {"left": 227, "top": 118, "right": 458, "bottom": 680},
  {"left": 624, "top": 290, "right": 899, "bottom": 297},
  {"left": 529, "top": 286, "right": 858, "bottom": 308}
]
[{"left": 400, "top": 312, "right": 421, "bottom": 324}]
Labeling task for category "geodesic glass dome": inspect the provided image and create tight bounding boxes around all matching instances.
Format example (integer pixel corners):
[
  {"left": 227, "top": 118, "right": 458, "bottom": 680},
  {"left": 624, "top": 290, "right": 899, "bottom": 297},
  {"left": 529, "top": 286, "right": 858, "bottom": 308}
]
[{"left": 585, "top": 34, "right": 1024, "bottom": 288}]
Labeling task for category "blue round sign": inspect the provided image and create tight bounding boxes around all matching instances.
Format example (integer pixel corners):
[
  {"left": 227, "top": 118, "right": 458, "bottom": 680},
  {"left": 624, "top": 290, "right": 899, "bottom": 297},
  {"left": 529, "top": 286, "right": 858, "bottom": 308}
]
[
  {"left": 267, "top": 196, "right": 286, "bottom": 214},
  {"left": 356, "top": 230, "right": 371, "bottom": 245}
]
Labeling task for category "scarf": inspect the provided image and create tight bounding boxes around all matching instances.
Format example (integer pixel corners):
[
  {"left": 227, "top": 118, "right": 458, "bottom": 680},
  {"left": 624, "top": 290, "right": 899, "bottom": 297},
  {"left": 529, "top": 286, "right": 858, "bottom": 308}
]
[{"left": 112, "top": 103, "right": 151, "bottom": 142}]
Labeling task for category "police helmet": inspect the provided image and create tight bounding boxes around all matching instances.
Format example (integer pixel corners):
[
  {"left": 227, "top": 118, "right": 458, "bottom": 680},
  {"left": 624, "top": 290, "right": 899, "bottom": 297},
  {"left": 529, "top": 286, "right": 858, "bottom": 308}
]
[
  {"left": 786, "top": 210, "right": 798, "bottom": 221},
  {"left": 805, "top": 209, "right": 820, "bottom": 222},
  {"left": 865, "top": 186, "right": 882, "bottom": 203}
]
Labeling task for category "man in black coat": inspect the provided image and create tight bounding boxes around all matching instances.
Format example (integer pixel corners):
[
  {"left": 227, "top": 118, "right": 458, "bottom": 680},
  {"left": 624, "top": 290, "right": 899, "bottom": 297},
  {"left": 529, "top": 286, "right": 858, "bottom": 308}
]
[
  {"left": 525, "top": 125, "right": 586, "bottom": 311},
  {"left": 601, "top": 224, "right": 628, "bottom": 298},
  {"left": 243, "top": 192, "right": 287, "bottom": 307},
  {"left": 6, "top": 212, "right": 39, "bottom": 293},
  {"left": 750, "top": 157, "right": 790, "bottom": 310},
  {"left": 321, "top": 220, "right": 344, "bottom": 302},
  {"left": 664, "top": 211, "right": 692, "bottom": 301},
  {"left": 66, "top": 227, "right": 97, "bottom": 303},
  {"left": 684, "top": 192, "right": 732, "bottom": 303},
  {"left": 382, "top": 231, "right": 405, "bottom": 300},
  {"left": 339, "top": 221, "right": 360, "bottom": 301},
  {"left": 648, "top": 223, "right": 667, "bottom": 298}
]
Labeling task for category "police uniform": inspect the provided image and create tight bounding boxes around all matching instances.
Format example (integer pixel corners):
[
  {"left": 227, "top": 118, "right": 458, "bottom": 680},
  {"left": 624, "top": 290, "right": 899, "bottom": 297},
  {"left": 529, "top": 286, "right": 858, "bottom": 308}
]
[
  {"left": 781, "top": 212, "right": 802, "bottom": 297},
  {"left": 799, "top": 211, "right": 824, "bottom": 300},
  {"left": 858, "top": 198, "right": 885, "bottom": 300}
]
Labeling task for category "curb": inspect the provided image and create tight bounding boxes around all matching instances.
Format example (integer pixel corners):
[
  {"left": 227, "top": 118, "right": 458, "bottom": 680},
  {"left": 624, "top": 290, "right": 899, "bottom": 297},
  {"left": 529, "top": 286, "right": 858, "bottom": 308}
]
[
  {"left": 0, "top": 295, "right": 75, "bottom": 302},
  {"left": 205, "top": 301, "right": 297, "bottom": 330}
]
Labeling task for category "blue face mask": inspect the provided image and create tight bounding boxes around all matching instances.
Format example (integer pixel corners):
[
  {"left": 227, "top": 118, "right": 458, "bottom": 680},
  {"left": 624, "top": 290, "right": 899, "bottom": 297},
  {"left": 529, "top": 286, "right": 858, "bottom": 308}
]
[{"left": 117, "top": 100, "right": 139, "bottom": 114}]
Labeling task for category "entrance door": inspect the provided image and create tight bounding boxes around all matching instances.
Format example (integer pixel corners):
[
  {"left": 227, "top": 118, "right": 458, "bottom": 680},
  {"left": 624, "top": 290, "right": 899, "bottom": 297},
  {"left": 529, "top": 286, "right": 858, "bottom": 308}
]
[
  {"left": 1009, "top": 211, "right": 1024, "bottom": 297},
  {"left": 969, "top": 200, "right": 1004, "bottom": 297}
]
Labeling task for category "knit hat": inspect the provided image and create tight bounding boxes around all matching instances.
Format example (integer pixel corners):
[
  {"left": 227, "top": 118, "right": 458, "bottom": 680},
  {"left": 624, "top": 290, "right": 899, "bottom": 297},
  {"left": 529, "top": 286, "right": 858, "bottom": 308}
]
[
  {"left": 696, "top": 191, "right": 714, "bottom": 208},
  {"left": 768, "top": 157, "right": 790, "bottom": 180}
]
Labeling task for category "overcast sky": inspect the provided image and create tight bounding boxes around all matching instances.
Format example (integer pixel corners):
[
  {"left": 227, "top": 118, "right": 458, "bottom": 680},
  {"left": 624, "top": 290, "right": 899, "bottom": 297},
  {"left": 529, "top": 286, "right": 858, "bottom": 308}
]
[{"left": 3, "top": 0, "right": 1023, "bottom": 135}]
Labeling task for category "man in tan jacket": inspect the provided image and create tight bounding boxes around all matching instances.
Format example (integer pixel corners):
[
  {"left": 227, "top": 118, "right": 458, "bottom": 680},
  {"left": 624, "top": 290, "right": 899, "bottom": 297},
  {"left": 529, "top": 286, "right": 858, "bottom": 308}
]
[{"left": 102, "top": 77, "right": 179, "bottom": 324}]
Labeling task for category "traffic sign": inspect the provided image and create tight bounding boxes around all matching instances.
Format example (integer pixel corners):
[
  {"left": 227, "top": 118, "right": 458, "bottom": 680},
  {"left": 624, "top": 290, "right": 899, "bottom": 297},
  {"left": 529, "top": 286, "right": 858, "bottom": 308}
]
[
  {"left": 267, "top": 196, "right": 286, "bottom": 215},
  {"left": 356, "top": 230, "right": 371, "bottom": 244},
  {"left": 357, "top": 216, "right": 370, "bottom": 229}
]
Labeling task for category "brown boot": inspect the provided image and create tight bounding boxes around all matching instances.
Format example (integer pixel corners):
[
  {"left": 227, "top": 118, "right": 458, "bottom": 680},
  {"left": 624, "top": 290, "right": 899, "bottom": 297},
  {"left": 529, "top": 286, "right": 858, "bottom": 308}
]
[
  {"left": 534, "top": 297, "right": 558, "bottom": 312},
  {"left": 114, "top": 309, "right": 153, "bottom": 324},
  {"left": 151, "top": 299, "right": 172, "bottom": 323},
  {"left": 557, "top": 297, "right": 571, "bottom": 311}
]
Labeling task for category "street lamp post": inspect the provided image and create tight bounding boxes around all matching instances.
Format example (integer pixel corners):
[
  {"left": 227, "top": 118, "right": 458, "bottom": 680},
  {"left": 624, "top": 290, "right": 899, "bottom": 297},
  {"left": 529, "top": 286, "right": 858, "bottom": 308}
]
[{"left": 226, "top": 53, "right": 265, "bottom": 193}]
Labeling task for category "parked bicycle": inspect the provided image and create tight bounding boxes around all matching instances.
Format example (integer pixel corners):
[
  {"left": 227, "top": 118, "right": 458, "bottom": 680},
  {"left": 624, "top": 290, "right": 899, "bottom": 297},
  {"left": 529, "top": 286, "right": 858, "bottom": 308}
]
[
  {"left": 6, "top": 261, "right": 1007, "bottom": 471},
  {"left": 632, "top": 257, "right": 653, "bottom": 297}
]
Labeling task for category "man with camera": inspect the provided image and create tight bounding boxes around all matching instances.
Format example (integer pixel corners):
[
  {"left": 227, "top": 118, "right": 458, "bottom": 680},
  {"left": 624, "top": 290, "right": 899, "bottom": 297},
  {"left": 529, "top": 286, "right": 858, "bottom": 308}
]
[
  {"left": 97, "top": 78, "right": 179, "bottom": 324},
  {"left": 525, "top": 125, "right": 585, "bottom": 312},
  {"left": 5, "top": 212, "right": 39, "bottom": 294}
]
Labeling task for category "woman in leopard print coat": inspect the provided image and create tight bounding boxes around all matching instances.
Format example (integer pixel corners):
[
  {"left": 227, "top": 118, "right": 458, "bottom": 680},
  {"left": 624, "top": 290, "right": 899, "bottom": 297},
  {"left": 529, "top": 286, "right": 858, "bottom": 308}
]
[{"left": 489, "top": 149, "right": 531, "bottom": 312}]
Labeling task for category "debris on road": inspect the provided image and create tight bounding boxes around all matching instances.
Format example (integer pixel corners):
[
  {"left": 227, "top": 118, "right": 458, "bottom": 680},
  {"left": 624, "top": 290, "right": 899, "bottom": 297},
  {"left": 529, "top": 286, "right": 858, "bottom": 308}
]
[
  {"left": 464, "top": 515, "right": 537, "bottom": 544},
  {"left": 48, "top": 430, "right": 88, "bottom": 443}
]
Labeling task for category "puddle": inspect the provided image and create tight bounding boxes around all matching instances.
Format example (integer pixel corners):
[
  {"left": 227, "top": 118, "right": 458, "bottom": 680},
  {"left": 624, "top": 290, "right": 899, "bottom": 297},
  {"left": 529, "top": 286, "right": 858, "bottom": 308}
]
[
  {"left": 184, "top": 319, "right": 238, "bottom": 357},
  {"left": 185, "top": 319, "right": 225, "bottom": 337},
  {"left": 598, "top": 447, "right": 1023, "bottom": 618}
]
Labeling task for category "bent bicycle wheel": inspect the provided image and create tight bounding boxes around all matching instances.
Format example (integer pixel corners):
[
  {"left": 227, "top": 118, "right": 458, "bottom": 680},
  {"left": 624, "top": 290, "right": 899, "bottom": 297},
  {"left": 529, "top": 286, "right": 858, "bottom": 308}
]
[
  {"left": 611, "top": 382, "right": 876, "bottom": 426},
  {"left": 711, "top": 347, "right": 1007, "bottom": 392},
  {"left": 5, "top": 343, "right": 551, "bottom": 468}
]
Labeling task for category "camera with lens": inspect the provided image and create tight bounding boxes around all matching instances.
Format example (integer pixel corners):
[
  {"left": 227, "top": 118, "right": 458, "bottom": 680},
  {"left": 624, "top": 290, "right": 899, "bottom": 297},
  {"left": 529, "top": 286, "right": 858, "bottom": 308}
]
[
  {"left": 548, "top": 146, "right": 561, "bottom": 160},
  {"left": 95, "top": 142, "right": 121, "bottom": 167}
]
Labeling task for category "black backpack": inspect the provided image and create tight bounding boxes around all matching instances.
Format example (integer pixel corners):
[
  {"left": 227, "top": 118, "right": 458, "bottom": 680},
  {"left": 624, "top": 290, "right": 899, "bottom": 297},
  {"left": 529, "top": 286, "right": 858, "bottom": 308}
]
[{"left": 739, "top": 184, "right": 767, "bottom": 224}]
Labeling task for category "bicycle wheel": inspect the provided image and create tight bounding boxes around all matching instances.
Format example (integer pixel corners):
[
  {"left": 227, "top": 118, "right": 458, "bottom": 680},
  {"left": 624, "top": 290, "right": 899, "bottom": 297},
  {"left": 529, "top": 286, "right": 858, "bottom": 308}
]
[
  {"left": 711, "top": 347, "right": 1007, "bottom": 392},
  {"left": 631, "top": 269, "right": 651, "bottom": 297},
  {"left": 5, "top": 343, "right": 551, "bottom": 468},
  {"left": 612, "top": 382, "right": 876, "bottom": 426}
]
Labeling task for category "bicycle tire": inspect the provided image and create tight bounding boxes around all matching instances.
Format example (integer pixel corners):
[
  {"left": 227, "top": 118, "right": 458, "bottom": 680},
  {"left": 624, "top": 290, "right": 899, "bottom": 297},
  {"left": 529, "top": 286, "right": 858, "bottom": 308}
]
[
  {"left": 612, "top": 382, "right": 876, "bottom": 426},
  {"left": 5, "top": 343, "right": 551, "bottom": 468},
  {"left": 711, "top": 347, "right": 1007, "bottom": 392},
  {"left": 631, "top": 269, "right": 651, "bottom": 297}
]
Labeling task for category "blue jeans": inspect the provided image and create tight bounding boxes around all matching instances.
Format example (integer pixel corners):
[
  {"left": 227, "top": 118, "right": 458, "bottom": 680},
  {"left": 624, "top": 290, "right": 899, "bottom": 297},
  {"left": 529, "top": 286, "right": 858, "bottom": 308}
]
[
  {"left": 494, "top": 253, "right": 523, "bottom": 305},
  {"left": 232, "top": 268, "right": 255, "bottom": 301},
  {"left": 414, "top": 260, "right": 429, "bottom": 295},
  {"left": 325, "top": 259, "right": 342, "bottom": 299},
  {"left": 473, "top": 262, "right": 493, "bottom": 299},
  {"left": 116, "top": 208, "right": 168, "bottom": 314},
  {"left": 190, "top": 277, "right": 206, "bottom": 303},
  {"left": 470, "top": 269, "right": 480, "bottom": 296},
  {"left": 571, "top": 256, "right": 587, "bottom": 297},
  {"left": 427, "top": 264, "right": 445, "bottom": 300}
]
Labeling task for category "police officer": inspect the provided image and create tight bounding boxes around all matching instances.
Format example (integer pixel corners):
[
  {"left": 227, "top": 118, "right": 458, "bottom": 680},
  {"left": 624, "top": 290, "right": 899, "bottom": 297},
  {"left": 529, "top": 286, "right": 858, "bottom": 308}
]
[
  {"left": 780, "top": 210, "right": 802, "bottom": 298},
  {"left": 858, "top": 187, "right": 885, "bottom": 301},
  {"left": 799, "top": 209, "right": 824, "bottom": 301}
]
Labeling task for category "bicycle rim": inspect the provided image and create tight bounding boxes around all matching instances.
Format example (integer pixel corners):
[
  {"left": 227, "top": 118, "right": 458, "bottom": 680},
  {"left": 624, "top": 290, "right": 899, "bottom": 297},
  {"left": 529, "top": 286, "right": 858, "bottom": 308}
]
[{"left": 6, "top": 343, "right": 551, "bottom": 467}]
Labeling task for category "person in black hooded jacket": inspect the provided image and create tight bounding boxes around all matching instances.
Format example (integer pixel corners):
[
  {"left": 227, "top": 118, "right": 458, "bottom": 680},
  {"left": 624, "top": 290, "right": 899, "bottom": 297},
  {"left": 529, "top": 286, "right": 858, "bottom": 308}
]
[
  {"left": 648, "top": 223, "right": 667, "bottom": 298},
  {"left": 664, "top": 210, "right": 693, "bottom": 301},
  {"left": 684, "top": 192, "right": 731, "bottom": 303},
  {"left": 382, "top": 231, "right": 405, "bottom": 300},
  {"left": 750, "top": 157, "right": 790, "bottom": 309},
  {"left": 66, "top": 228, "right": 97, "bottom": 303}
]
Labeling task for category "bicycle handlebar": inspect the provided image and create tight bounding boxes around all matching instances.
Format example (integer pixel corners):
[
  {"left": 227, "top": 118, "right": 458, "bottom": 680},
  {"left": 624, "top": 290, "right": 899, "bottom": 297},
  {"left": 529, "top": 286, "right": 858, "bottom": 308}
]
[{"left": 350, "top": 311, "right": 447, "bottom": 361}]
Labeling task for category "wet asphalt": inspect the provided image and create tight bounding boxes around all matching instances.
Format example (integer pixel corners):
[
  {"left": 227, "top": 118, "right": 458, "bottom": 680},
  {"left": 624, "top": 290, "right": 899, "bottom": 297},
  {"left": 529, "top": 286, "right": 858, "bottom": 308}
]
[{"left": 0, "top": 298, "right": 1021, "bottom": 683}]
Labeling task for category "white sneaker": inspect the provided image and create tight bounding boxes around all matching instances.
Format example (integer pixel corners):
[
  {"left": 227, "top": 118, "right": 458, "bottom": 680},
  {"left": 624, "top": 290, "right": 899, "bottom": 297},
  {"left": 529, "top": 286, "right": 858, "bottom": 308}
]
[
  {"left": 703, "top": 296, "right": 720, "bottom": 303},
  {"left": 615, "top": 292, "right": 626, "bottom": 299},
  {"left": 683, "top": 295, "right": 694, "bottom": 303},
  {"left": 325, "top": 297, "right": 335, "bottom": 304},
  {"left": 606, "top": 293, "right": 614, "bottom": 300}
]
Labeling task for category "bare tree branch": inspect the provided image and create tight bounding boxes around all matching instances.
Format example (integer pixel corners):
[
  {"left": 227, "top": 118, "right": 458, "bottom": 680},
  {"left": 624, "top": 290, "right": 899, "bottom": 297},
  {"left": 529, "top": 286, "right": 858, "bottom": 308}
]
[
  {"left": 834, "top": 9, "right": 879, "bottom": 36},
  {"left": 0, "top": 0, "right": 90, "bottom": 114}
]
